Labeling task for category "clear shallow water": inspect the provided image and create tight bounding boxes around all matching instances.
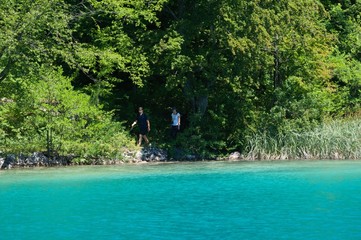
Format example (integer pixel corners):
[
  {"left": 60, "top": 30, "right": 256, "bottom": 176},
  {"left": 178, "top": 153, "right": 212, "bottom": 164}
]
[{"left": 1, "top": 160, "right": 361, "bottom": 240}]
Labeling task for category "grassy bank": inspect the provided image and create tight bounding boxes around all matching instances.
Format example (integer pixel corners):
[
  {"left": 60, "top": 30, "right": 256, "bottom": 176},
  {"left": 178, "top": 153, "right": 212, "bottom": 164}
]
[{"left": 242, "top": 118, "right": 361, "bottom": 160}]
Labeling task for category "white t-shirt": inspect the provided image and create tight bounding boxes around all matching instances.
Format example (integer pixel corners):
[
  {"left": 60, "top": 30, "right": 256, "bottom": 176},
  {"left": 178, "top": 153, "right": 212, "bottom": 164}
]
[{"left": 171, "top": 113, "right": 180, "bottom": 126}]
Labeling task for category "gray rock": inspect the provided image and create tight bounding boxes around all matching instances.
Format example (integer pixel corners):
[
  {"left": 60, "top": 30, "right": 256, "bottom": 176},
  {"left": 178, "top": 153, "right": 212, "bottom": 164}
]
[
  {"left": 3, "top": 154, "right": 16, "bottom": 169},
  {"left": 135, "top": 151, "right": 143, "bottom": 161},
  {"left": 228, "top": 151, "right": 241, "bottom": 160},
  {"left": 26, "top": 152, "right": 49, "bottom": 166},
  {"left": 0, "top": 147, "right": 169, "bottom": 169},
  {"left": 138, "top": 147, "right": 168, "bottom": 162},
  {"left": 1, "top": 152, "right": 62, "bottom": 169}
]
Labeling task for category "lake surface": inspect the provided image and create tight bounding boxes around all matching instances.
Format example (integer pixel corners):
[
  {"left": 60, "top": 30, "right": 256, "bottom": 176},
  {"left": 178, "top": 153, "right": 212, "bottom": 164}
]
[{"left": 1, "top": 160, "right": 361, "bottom": 240}]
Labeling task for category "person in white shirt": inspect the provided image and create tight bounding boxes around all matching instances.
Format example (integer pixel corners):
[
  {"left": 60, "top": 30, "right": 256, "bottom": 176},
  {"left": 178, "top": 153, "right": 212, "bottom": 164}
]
[{"left": 171, "top": 108, "right": 181, "bottom": 138}]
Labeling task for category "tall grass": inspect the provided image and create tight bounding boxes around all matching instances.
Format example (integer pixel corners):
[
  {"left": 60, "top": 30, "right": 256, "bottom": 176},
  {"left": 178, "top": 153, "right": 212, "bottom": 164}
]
[{"left": 242, "top": 118, "right": 361, "bottom": 160}]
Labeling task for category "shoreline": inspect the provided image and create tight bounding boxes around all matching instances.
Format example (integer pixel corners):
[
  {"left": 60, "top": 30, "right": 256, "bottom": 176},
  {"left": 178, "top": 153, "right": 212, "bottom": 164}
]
[{"left": 2, "top": 150, "right": 360, "bottom": 170}]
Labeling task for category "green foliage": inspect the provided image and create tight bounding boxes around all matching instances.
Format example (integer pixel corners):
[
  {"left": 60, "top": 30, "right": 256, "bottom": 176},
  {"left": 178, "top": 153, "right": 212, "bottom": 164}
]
[
  {"left": 0, "top": 65, "right": 135, "bottom": 160},
  {"left": 328, "top": 53, "right": 361, "bottom": 114},
  {"left": 328, "top": 3, "right": 361, "bottom": 58},
  {"left": 1, "top": 0, "right": 361, "bottom": 160},
  {"left": 0, "top": 0, "right": 73, "bottom": 81}
]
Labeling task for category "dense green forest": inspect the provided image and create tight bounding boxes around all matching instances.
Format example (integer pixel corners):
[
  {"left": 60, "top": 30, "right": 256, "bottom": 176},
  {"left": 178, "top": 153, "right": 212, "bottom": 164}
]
[{"left": 1, "top": 0, "right": 361, "bottom": 161}]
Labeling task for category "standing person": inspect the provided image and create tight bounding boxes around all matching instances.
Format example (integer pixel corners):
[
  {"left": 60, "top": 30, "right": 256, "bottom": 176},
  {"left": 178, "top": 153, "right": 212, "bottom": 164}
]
[
  {"left": 131, "top": 107, "right": 151, "bottom": 146},
  {"left": 171, "top": 107, "right": 181, "bottom": 138}
]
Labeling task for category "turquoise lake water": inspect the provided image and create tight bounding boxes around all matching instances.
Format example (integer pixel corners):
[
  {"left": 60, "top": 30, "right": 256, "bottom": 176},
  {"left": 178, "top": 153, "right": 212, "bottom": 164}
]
[{"left": 1, "top": 160, "right": 361, "bottom": 240}]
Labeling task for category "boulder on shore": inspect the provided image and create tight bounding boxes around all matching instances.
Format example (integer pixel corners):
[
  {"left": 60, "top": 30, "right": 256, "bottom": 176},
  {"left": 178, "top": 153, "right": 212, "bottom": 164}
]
[
  {"left": 137, "top": 147, "right": 168, "bottom": 162},
  {"left": 228, "top": 151, "right": 241, "bottom": 160},
  {"left": 0, "top": 152, "right": 73, "bottom": 169}
]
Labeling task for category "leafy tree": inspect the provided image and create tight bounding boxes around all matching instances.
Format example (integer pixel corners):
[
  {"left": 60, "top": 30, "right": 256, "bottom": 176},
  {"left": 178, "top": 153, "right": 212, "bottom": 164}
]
[
  {"left": 2, "top": 0, "right": 361, "bottom": 159},
  {"left": 219, "top": 0, "right": 337, "bottom": 135},
  {"left": 0, "top": 65, "right": 133, "bottom": 159},
  {"left": 0, "top": 0, "right": 153, "bottom": 158},
  {"left": 64, "top": 0, "right": 168, "bottom": 103},
  {"left": 0, "top": 0, "right": 73, "bottom": 82},
  {"left": 326, "top": 2, "right": 361, "bottom": 114},
  {"left": 142, "top": 0, "right": 339, "bottom": 155}
]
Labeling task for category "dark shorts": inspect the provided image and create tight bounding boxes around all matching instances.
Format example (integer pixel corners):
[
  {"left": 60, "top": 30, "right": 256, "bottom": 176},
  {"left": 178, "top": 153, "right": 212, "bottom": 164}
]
[
  {"left": 171, "top": 125, "right": 179, "bottom": 138},
  {"left": 139, "top": 127, "right": 148, "bottom": 135}
]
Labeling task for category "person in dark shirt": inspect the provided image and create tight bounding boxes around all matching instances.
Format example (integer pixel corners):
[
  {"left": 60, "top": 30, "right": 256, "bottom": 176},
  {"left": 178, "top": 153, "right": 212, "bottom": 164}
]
[{"left": 131, "top": 107, "right": 151, "bottom": 146}]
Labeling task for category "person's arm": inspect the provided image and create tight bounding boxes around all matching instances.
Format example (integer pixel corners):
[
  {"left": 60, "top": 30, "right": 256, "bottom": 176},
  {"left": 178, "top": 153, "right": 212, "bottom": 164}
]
[
  {"left": 131, "top": 119, "right": 137, "bottom": 128},
  {"left": 147, "top": 120, "right": 151, "bottom": 131},
  {"left": 178, "top": 114, "right": 181, "bottom": 129}
]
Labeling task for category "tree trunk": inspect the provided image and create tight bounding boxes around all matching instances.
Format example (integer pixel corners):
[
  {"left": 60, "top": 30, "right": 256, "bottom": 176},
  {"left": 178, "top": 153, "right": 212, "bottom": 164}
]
[
  {"left": 184, "top": 79, "right": 208, "bottom": 117},
  {"left": 195, "top": 95, "right": 208, "bottom": 116},
  {"left": 273, "top": 34, "right": 281, "bottom": 89}
]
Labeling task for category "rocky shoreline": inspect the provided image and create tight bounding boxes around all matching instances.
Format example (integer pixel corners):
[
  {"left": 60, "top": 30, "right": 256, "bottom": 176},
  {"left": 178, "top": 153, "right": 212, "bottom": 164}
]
[{"left": 0, "top": 148, "right": 244, "bottom": 170}]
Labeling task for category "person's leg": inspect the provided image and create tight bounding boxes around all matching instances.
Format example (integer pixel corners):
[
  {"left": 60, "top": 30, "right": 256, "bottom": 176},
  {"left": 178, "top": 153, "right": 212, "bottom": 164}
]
[
  {"left": 143, "top": 135, "right": 150, "bottom": 144},
  {"left": 171, "top": 126, "right": 177, "bottom": 138},
  {"left": 138, "top": 134, "right": 143, "bottom": 146}
]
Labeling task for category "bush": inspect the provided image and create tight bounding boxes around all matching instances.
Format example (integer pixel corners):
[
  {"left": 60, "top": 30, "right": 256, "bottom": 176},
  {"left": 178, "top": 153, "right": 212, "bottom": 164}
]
[{"left": 0, "top": 66, "right": 136, "bottom": 161}]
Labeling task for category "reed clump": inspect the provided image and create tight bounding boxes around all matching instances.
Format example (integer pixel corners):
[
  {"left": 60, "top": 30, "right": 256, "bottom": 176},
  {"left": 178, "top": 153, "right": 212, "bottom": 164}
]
[{"left": 242, "top": 118, "right": 361, "bottom": 160}]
